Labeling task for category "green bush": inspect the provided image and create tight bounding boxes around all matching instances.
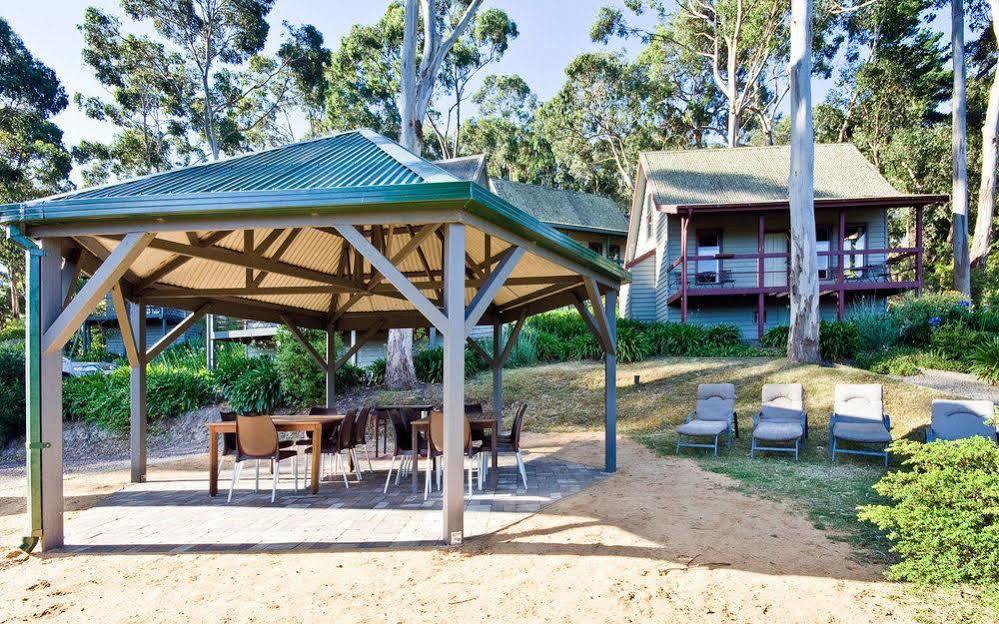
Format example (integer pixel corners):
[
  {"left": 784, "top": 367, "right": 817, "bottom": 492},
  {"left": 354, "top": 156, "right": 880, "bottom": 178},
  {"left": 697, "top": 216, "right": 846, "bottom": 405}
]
[
  {"left": 274, "top": 326, "right": 326, "bottom": 408},
  {"left": 705, "top": 324, "right": 742, "bottom": 346},
  {"left": 820, "top": 320, "right": 859, "bottom": 361},
  {"left": 64, "top": 364, "right": 215, "bottom": 431},
  {"left": 970, "top": 336, "right": 999, "bottom": 384},
  {"left": 891, "top": 291, "right": 971, "bottom": 347},
  {"left": 223, "top": 356, "right": 282, "bottom": 414},
  {"left": 0, "top": 342, "right": 26, "bottom": 445},
  {"left": 0, "top": 319, "right": 25, "bottom": 343},
  {"left": 858, "top": 438, "right": 999, "bottom": 584},
  {"left": 930, "top": 322, "right": 985, "bottom": 362},
  {"left": 212, "top": 343, "right": 255, "bottom": 391},
  {"left": 866, "top": 349, "right": 923, "bottom": 376},
  {"left": 414, "top": 346, "right": 489, "bottom": 383},
  {"left": 615, "top": 325, "right": 653, "bottom": 363},
  {"left": 365, "top": 358, "right": 386, "bottom": 385},
  {"left": 849, "top": 303, "right": 900, "bottom": 354},
  {"left": 969, "top": 308, "right": 999, "bottom": 333},
  {"left": 761, "top": 325, "right": 789, "bottom": 350}
]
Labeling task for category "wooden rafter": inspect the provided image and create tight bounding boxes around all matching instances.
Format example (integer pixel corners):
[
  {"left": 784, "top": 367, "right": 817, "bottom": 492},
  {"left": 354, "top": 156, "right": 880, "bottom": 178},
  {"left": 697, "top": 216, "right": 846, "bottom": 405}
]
[
  {"left": 252, "top": 227, "right": 301, "bottom": 287},
  {"left": 136, "top": 230, "right": 232, "bottom": 289}
]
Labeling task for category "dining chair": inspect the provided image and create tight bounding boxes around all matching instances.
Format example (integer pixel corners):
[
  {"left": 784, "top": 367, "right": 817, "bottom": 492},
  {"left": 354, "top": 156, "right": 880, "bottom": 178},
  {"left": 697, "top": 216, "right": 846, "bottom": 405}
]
[
  {"left": 351, "top": 407, "right": 373, "bottom": 474},
  {"left": 383, "top": 409, "right": 425, "bottom": 492},
  {"left": 426, "top": 411, "right": 481, "bottom": 500},
  {"left": 490, "top": 403, "right": 528, "bottom": 487},
  {"left": 228, "top": 415, "right": 299, "bottom": 503},
  {"left": 302, "top": 409, "right": 355, "bottom": 488}
]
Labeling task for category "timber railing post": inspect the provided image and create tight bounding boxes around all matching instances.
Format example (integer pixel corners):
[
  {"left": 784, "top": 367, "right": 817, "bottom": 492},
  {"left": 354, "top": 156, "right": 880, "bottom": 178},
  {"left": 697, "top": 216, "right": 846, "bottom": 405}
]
[{"left": 442, "top": 223, "right": 466, "bottom": 544}]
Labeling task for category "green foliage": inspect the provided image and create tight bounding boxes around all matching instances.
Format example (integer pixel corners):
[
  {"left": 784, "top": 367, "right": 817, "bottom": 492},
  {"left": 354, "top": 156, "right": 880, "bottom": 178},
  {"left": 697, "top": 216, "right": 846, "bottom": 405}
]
[
  {"left": 849, "top": 302, "right": 900, "bottom": 354},
  {"left": 930, "top": 322, "right": 986, "bottom": 362},
  {"left": 0, "top": 342, "right": 26, "bottom": 445},
  {"left": 413, "top": 346, "right": 489, "bottom": 384},
  {"left": 865, "top": 348, "right": 924, "bottom": 376},
  {"left": 365, "top": 358, "right": 386, "bottom": 386},
  {"left": 858, "top": 438, "right": 999, "bottom": 584},
  {"left": 274, "top": 326, "right": 326, "bottom": 408},
  {"left": 820, "top": 320, "right": 859, "bottom": 361},
  {"left": 64, "top": 364, "right": 214, "bottom": 431},
  {"left": 890, "top": 292, "right": 971, "bottom": 347},
  {"left": 211, "top": 343, "right": 254, "bottom": 391},
  {"left": 970, "top": 337, "right": 999, "bottom": 385},
  {"left": 761, "top": 325, "right": 789, "bottom": 350},
  {"left": 222, "top": 356, "right": 282, "bottom": 415},
  {"left": 0, "top": 319, "right": 25, "bottom": 343}
]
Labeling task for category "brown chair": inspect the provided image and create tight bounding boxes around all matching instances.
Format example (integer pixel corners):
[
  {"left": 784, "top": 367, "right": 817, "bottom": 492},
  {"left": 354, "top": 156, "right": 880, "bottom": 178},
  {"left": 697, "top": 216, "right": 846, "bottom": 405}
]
[
  {"left": 426, "top": 411, "right": 481, "bottom": 500},
  {"left": 351, "top": 408, "right": 373, "bottom": 474},
  {"left": 480, "top": 403, "right": 528, "bottom": 487},
  {"left": 220, "top": 410, "right": 238, "bottom": 457},
  {"left": 383, "top": 409, "right": 428, "bottom": 492},
  {"left": 303, "top": 409, "right": 356, "bottom": 488},
  {"left": 228, "top": 415, "right": 299, "bottom": 503}
]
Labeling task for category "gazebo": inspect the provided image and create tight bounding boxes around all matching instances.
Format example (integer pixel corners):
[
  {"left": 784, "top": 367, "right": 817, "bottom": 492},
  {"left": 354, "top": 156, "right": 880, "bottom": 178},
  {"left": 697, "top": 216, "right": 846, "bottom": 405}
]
[{"left": 3, "top": 129, "right": 629, "bottom": 552}]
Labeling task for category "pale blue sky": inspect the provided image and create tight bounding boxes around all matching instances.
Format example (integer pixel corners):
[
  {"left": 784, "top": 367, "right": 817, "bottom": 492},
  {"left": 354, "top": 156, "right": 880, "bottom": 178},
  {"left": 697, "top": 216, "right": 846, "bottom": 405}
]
[{"left": 4, "top": 0, "right": 656, "bottom": 151}]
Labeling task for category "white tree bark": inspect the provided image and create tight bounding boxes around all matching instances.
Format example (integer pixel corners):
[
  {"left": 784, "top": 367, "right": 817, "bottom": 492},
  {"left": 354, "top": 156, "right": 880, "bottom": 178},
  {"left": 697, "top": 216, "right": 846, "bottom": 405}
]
[
  {"left": 389, "top": 0, "right": 484, "bottom": 388},
  {"left": 970, "top": 6, "right": 999, "bottom": 269},
  {"left": 787, "top": 0, "right": 821, "bottom": 363},
  {"left": 951, "top": 0, "right": 971, "bottom": 295}
]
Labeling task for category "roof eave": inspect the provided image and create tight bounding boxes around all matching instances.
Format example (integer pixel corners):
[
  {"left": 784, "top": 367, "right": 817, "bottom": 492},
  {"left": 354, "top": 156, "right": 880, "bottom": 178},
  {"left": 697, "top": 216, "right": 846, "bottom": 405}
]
[{"left": 658, "top": 194, "right": 950, "bottom": 214}]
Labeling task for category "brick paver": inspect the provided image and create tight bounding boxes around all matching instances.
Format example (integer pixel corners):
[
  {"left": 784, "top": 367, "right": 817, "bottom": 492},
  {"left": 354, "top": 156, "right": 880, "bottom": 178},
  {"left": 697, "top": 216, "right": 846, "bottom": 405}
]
[{"left": 62, "top": 453, "right": 605, "bottom": 552}]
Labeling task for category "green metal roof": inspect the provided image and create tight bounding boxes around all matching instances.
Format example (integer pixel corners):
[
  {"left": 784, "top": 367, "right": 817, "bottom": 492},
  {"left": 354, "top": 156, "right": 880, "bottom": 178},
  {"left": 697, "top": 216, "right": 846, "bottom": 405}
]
[
  {"left": 489, "top": 179, "right": 628, "bottom": 235},
  {"left": 641, "top": 143, "right": 940, "bottom": 209},
  {"left": 2, "top": 129, "right": 628, "bottom": 285}
]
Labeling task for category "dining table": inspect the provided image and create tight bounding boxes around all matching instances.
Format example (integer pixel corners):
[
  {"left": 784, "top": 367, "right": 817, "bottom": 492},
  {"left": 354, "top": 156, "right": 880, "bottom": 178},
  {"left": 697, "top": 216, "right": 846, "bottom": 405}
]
[
  {"left": 206, "top": 414, "right": 344, "bottom": 496},
  {"left": 409, "top": 414, "right": 499, "bottom": 491}
]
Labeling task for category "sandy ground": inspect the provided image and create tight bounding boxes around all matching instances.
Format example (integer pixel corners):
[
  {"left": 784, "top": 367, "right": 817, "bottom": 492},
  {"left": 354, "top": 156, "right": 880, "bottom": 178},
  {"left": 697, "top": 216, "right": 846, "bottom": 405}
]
[{"left": 0, "top": 433, "right": 920, "bottom": 624}]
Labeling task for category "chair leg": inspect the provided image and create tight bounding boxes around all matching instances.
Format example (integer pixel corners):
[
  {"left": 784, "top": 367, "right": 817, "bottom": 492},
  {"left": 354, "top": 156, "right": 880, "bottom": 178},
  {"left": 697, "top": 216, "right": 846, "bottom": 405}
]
[
  {"left": 831, "top": 437, "right": 837, "bottom": 462},
  {"left": 675, "top": 434, "right": 681, "bottom": 455},
  {"left": 516, "top": 451, "right": 528, "bottom": 488},
  {"left": 271, "top": 459, "right": 280, "bottom": 503},
  {"left": 383, "top": 455, "right": 397, "bottom": 494},
  {"left": 713, "top": 435, "right": 719, "bottom": 457},
  {"left": 255, "top": 459, "right": 260, "bottom": 492},
  {"left": 293, "top": 455, "right": 299, "bottom": 491},
  {"left": 353, "top": 449, "right": 363, "bottom": 481},
  {"left": 424, "top": 454, "right": 433, "bottom": 500},
  {"left": 467, "top": 457, "right": 473, "bottom": 497},
  {"left": 750, "top": 437, "right": 756, "bottom": 459},
  {"left": 365, "top": 446, "right": 374, "bottom": 473},
  {"left": 227, "top": 460, "right": 243, "bottom": 503},
  {"left": 339, "top": 452, "right": 349, "bottom": 488}
]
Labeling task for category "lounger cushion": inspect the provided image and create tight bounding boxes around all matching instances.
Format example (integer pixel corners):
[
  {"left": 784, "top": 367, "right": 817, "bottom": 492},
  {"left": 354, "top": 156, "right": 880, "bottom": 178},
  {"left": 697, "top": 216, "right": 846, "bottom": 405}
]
[
  {"left": 930, "top": 399, "right": 997, "bottom": 441},
  {"left": 760, "top": 404, "right": 804, "bottom": 422},
  {"left": 754, "top": 421, "right": 803, "bottom": 441},
  {"left": 834, "top": 384, "right": 884, "bottom": 423},
  {"left": 833, "top": 422, "right": 892, "bottom": 443},
  {"left": 677, "top": 419, "right": 729, "bottom": 436}
]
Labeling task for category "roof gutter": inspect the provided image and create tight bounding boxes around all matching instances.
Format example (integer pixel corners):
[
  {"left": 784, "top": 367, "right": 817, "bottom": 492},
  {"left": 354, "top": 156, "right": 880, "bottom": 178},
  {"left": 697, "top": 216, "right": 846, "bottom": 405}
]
[{"left": 6, "top": 226, "right": 43, "bottom": 553}]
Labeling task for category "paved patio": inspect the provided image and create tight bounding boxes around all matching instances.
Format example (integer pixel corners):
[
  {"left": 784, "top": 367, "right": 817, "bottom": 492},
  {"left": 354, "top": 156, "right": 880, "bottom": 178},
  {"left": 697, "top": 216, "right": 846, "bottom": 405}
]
[{"left": 61, "top": 452, "right": 606, "bottom": 553}]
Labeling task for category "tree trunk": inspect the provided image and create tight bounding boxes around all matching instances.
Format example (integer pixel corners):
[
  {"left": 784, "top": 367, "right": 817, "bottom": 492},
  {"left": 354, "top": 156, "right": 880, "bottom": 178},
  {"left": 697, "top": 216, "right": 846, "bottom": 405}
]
[
  {"left": 951, "top": 0, "right": 971, "bottom": 295},
  {"left": 970, "top": 11, "right": 999, "bottom": 268},
  {"left": 399, "top": 0, "right": 421, "bottom": 154},
  {"left": 385, "top": 327, "right": 418, "bottom": 389},
  {"left": 787, "top": 0, "right": 821, "bottom": 363}
]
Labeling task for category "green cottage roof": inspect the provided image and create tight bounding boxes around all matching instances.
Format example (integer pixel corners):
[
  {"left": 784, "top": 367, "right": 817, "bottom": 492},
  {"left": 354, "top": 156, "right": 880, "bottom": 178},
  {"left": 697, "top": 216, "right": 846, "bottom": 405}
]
[{"left": 488, "top": 179, "right": 628, "bottom": 235}]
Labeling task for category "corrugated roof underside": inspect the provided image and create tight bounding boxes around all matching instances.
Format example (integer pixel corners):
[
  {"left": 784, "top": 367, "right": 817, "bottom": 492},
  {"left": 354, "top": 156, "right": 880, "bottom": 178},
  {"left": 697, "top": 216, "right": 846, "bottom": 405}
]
[
  {"left": 95, "top": 224, "right": 578, "bottom": 316},
  {"left": 64, "top": 131, "right": 426, "bottom": 200},
  {"left": 642, "top": 143, "right": 903, "bottom": 207}
]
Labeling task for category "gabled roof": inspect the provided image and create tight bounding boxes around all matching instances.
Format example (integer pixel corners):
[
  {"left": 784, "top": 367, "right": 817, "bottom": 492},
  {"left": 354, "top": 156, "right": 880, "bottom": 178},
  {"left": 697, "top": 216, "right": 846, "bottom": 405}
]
[
  {"left": 488, "top": 179, "right": 628, "bottom": 235},
  {"left": 640, "top": 143, "right": 946, "bottom": 212},
  {"left": 434, "top": 154, "right": 488, "bottom": 187}
]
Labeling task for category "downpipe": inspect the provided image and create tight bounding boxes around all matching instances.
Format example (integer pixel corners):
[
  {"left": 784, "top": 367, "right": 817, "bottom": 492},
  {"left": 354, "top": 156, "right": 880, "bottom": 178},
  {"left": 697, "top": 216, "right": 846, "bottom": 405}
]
[{"left": 7, "top": 225, "right": 44, "bottom": 554}]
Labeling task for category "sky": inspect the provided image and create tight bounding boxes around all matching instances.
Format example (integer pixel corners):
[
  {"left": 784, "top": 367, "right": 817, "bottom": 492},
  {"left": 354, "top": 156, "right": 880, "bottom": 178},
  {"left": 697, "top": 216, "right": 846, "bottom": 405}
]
[{"left": 4, "top": 0, "right": 655, "bottom": 154}]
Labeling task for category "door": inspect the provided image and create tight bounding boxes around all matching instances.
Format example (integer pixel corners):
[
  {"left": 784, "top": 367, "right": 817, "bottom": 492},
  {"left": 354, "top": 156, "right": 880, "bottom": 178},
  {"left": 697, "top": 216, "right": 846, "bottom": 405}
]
[{"left": 763, "top": 232, "right": 788, "bottom": 287}]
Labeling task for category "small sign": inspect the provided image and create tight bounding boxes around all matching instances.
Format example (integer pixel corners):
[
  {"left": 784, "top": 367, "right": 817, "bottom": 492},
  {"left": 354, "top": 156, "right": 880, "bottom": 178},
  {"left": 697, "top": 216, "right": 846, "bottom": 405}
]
[{"left": 450, "top": 531, "right": 463, "bottom": 546}]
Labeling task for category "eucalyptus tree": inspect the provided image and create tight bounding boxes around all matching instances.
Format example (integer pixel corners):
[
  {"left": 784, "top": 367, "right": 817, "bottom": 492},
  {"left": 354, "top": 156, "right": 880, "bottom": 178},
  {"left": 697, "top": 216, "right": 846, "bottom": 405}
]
[
  {"left": 968, "top": 2, "right": 998, "bottom": 268},
  {"left": 429, "top": 8, "right": 518, "bottom": 158},
  {"left": 951, "top": 0, "right": 972, "bottom": 295},
  {"left": 536, "top": 52, "right": 667, "bottom": 198},
  {"left": 0, "top": 18, "right": 72, "bottom": 319},
  {"left": 592, "top": 0, "right": 794, "bottom": 147}
]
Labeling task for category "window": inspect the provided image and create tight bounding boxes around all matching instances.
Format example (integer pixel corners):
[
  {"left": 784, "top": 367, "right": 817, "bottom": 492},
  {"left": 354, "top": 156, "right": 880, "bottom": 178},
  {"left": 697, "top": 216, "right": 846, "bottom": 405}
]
[
  {"left": 645, "top": 196, "right": 655, "bottom": 240},
  {"left": 696, "top": 230, "right": 721, "bottom": 283},
  {"left": 608, "top": 244, "right": 621, "bottom": 262},
  {"left": 816, "top": 227, "right": 830, "bottom": 279},
  {"left": 588, "top": 241, "right": 604, "bottom": 255}
]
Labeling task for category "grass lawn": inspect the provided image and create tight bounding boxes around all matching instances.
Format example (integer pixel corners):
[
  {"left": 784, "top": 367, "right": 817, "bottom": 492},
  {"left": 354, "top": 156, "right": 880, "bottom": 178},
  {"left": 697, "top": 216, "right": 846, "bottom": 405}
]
[{"left": 370, "top": 356, "right": 944, "bottom": 561}]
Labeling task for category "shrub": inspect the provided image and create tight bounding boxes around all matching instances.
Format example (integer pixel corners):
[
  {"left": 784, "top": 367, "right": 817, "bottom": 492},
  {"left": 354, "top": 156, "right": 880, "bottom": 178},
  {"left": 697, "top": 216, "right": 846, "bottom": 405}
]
[
  {"left": 820, "top": 320, "right": 859, "bottom": 361},
  {"left": 0, "top": 342, "right": 26, "bottom": 445},
  {"left": 930, "top": 322, "right": 985, "bottom": 362},
  {"left": 145, "top": 364, "right": 215, "bottom": 422},
  {"left": 615, "top": 325, "right": 653, "bottom": 363},
  {"left": 414, "top": 346, "right": 489, "bottom": 383},
  {"left": 858, "top": 438, "right": 999, "bottom": 584},
  {"left": 969, "top": 308, "right": 999, "bottom": 333},
  {"left": 223, "top": 357, "right": 282, "bottom": 414},
  {"left": 705, "top": 324, "right": 742, "bottom": 346},
  {"left": 0, "top": 318, "right": 25, "bottom": 343},
  {"left": 365, "top": 358, "right": 386, "bottom": 385},
  {"left": 761, "top": 325, "right": 789, "bottom": 350},
  {"left": 849, "top": 303, "right": 900, "bottom": 354},
  {"left": 891, "top": 291, "right": 971, "bottom": 347},
  {"left": 274, "top": 327, "right": 325, "bottom": 409},
  {"left": 867, "top": 350, "right": 923, "bottom": 376},
  {"left": 212, "top": 343, "right": 254, "bottom": 391},
  {"left": 970, "top": 336, "right": 999, "bottom": 384}
]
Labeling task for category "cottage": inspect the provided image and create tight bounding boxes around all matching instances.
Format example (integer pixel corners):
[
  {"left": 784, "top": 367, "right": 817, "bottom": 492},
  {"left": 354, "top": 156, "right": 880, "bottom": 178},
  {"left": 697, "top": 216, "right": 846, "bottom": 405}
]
[{"left": 621, "top": 144, "right": 947, "bottom": 341}]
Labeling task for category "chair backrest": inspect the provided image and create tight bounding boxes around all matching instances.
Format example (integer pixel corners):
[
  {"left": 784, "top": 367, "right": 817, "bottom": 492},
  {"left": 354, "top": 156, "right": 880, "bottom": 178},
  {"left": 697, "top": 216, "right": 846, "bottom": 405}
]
[
  {"left": 309, "top": 406, "right": 339, "bottom": 416},
  {"left": 336, "top": 409, "right": 356, "bottom": 450},
  {"left": 220, "top": 410, "right": 238, "bottom": 455},
  {"left": 931, "top": 399, "right": 997, "bottom": 441},
  {"left": 760, "top": 384, "right": 804, "bottom": 421},
  {"left": 696, "top": 383, "right": 736, "bottom": 421},
  {"left": 511, "top": 403, "right": 527, "bottom": 451},
  {"left": 389, "top": 410, "right": 412, "bottom": 453},
  {"left": 235, "top": 415, "right": 278, "bottom": 459},
  {"left": 465, "top": 402, "right": 483, "bottom": 415},
  {"left": 429, "top": 411, "right": 471, "bottom": 454},
  {"left": 834, "top": 384, "right": 883, "bottom": 423},
  {"left": 352, "top": 407, "right": 370, "bottom": 445}
]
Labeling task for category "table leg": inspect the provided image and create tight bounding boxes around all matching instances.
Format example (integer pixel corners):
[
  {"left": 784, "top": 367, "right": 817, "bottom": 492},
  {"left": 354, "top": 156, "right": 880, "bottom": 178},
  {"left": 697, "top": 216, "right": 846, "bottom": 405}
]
[
  {"left": 491, "top": 423, "right": 498, "bottom": 470},
  {"left": 373, "top": 414, "right": 381, "bottom": 458},
  {"left": 208, "top": 428, "right": 219, "bottom": 496},
  {"left": 310, "top": 424, "right": 321, "bottom": 494},
  {"left": 412, "top": 424, "right": 419, "bottom": 491}
]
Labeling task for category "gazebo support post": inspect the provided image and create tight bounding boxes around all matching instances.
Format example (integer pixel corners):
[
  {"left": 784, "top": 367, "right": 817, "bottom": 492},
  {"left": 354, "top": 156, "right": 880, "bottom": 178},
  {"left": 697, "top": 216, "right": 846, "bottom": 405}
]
[
  {"left": 491, "top": 319, "right": 502, "bottom": 417},
  {"left": 38, "top": 238, "right": 65, "bottom": 550},
  {"left": 128, "top": 302, "right": 147, "bottom": 483},
  {"left": 326, "top": 324, "right": 336, "bottom": 408},
  {"left": 604, "top": 290, "right": 618, "bottom": 473},
  {"left": 442, "top": 223, "right": 466, "bottom": 544}
]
